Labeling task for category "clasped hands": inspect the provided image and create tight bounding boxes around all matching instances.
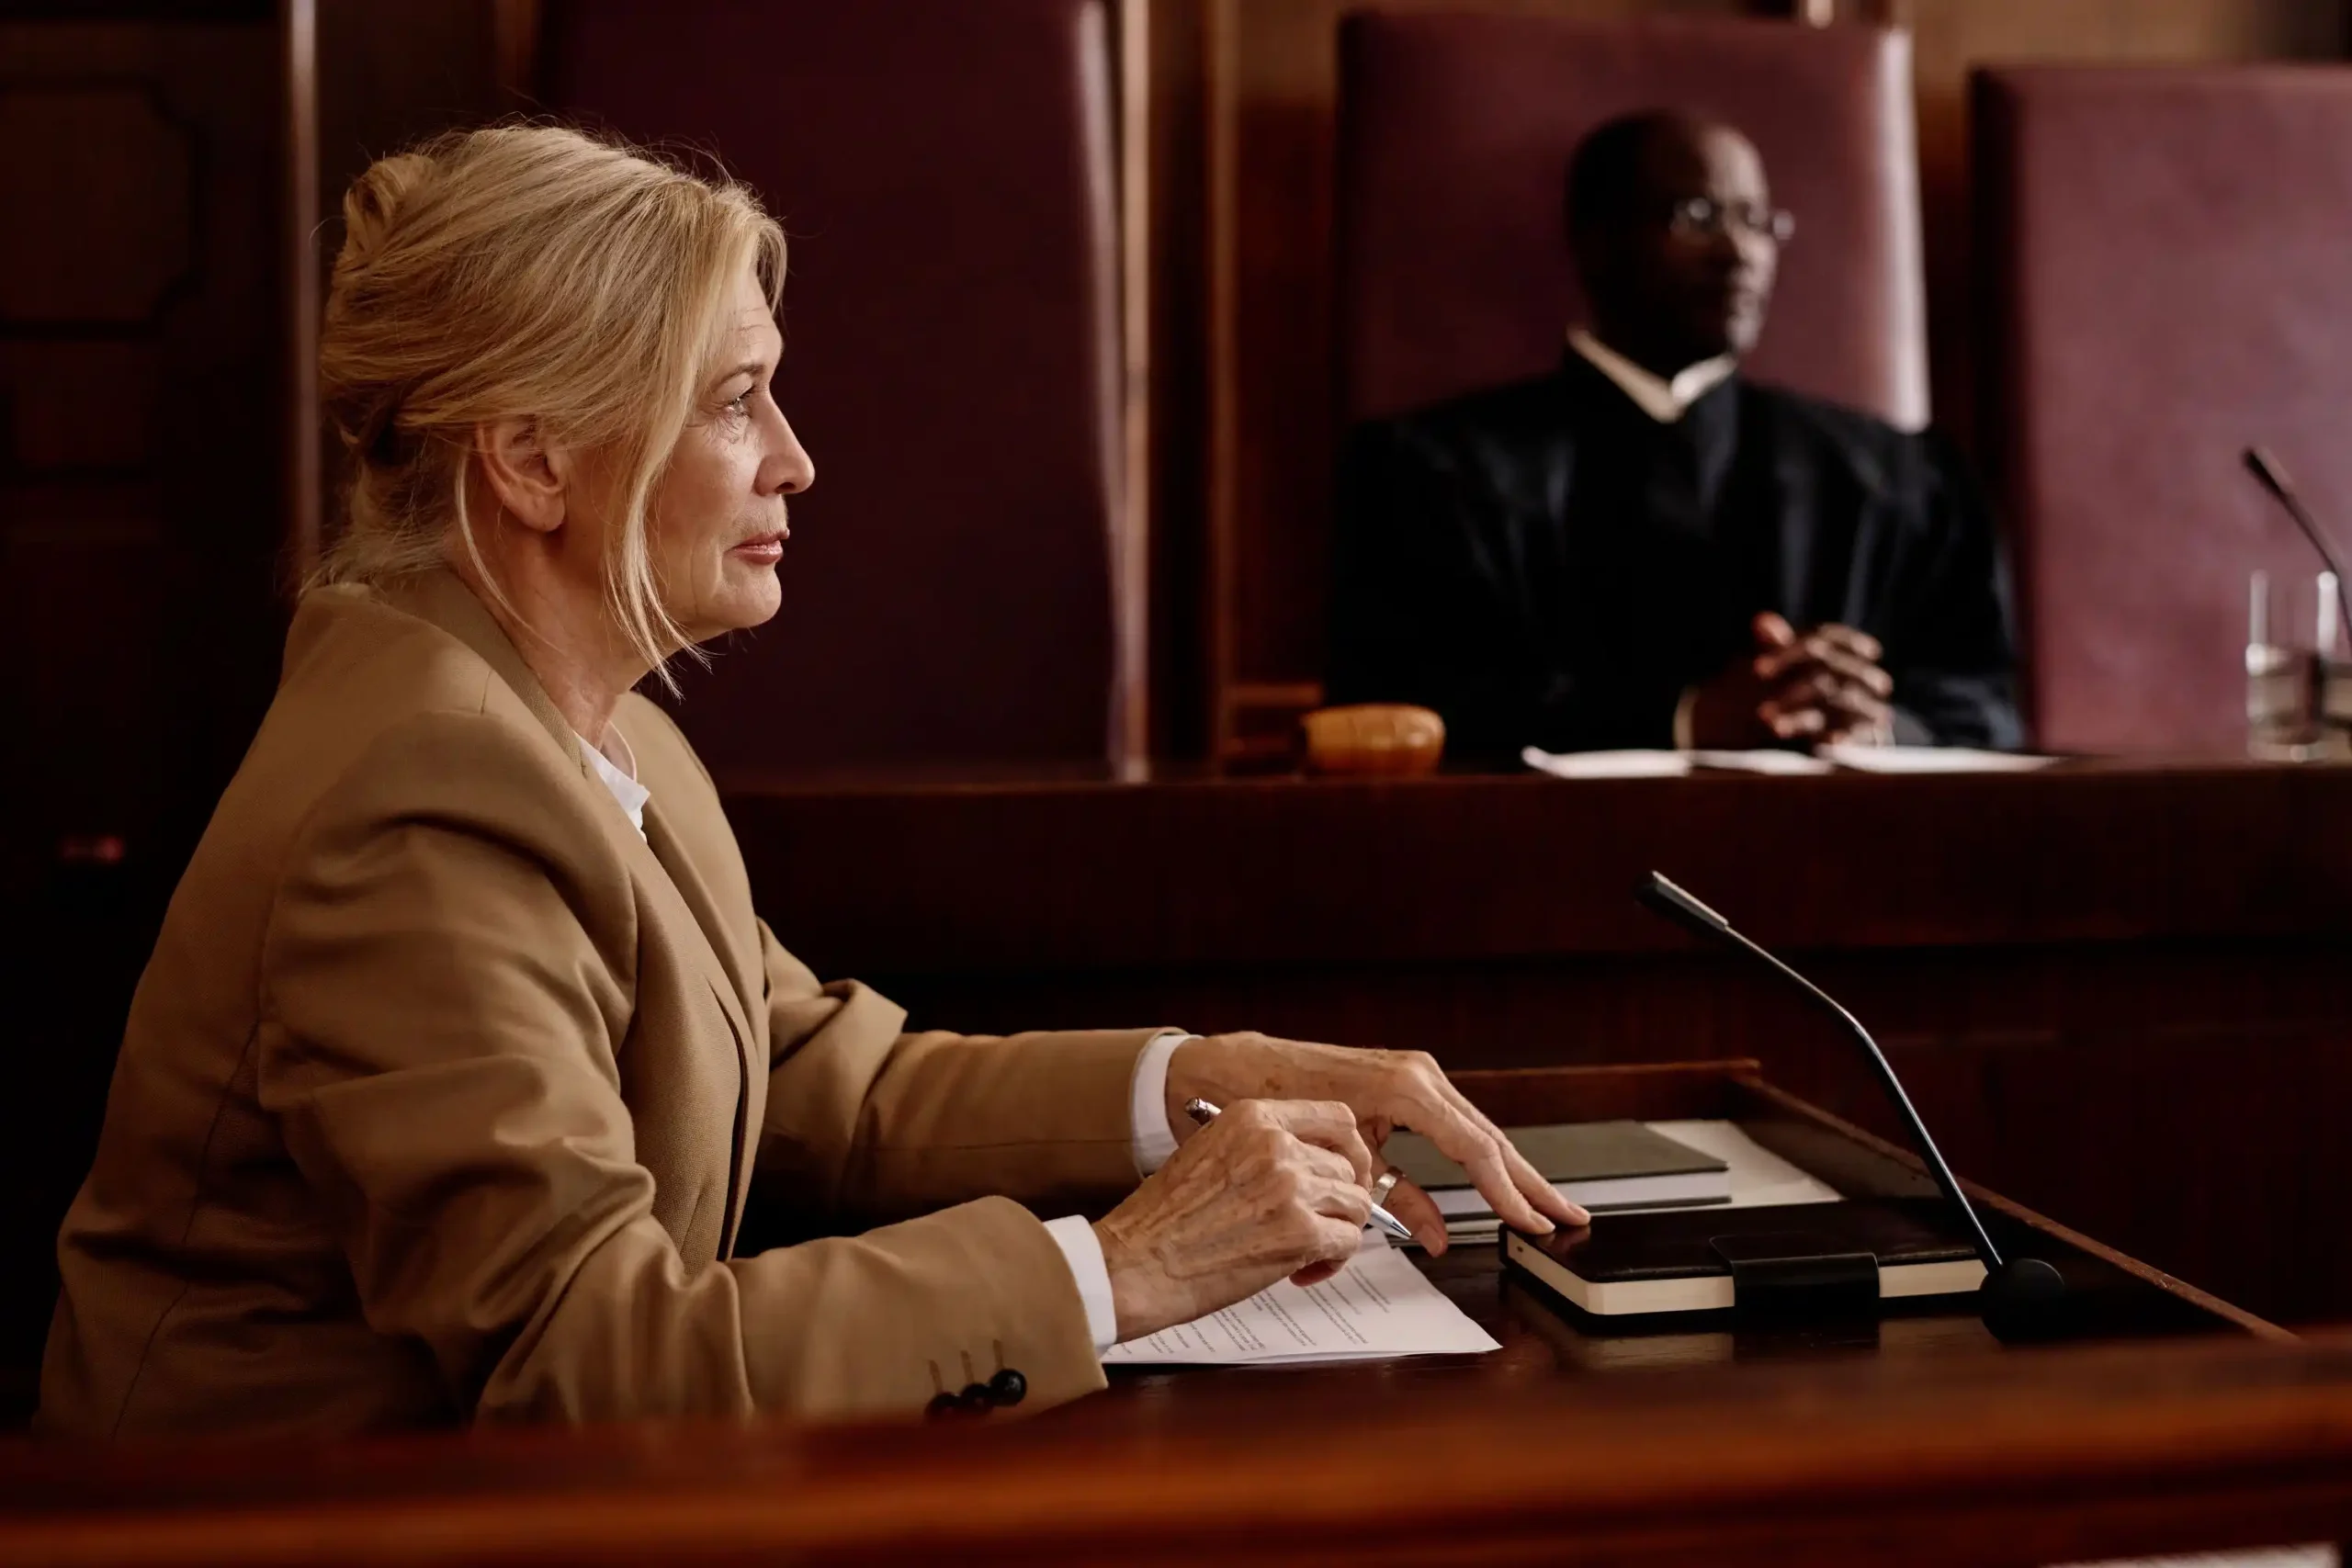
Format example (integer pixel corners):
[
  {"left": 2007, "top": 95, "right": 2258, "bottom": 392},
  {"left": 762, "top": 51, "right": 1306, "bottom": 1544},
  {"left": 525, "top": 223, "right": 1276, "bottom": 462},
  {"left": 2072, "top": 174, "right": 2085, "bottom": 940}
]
[
  {"left": 1091, "top": 1033, "right": 1587, "bottom": 1343},
  {"left": 1688, "top": 611, "right": 1895, "bottom": 749}
]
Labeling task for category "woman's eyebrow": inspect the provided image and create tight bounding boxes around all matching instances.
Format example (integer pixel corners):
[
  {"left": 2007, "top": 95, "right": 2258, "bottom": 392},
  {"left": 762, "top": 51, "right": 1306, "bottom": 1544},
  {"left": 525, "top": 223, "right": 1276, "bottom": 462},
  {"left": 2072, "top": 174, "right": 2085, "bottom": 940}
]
[{"left": 708, "top": 359, "right": 770, "bottom": 390}]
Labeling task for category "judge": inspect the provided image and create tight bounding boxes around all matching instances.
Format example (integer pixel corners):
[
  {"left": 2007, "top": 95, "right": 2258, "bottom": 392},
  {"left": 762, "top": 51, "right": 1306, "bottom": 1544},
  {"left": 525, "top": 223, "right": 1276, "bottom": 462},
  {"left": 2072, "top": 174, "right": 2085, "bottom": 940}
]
[
  {"left": 40, "top": 125, "right": 1577, "bottom": 1438},
  {"left": 1326, "top": 111, "right": 2022, "bottom": 759}
]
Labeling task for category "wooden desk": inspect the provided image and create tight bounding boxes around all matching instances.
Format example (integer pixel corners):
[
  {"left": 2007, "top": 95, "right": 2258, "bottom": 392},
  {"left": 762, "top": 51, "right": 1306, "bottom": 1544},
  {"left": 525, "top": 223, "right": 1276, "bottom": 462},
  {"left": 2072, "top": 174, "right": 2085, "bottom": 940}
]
[
  {"left": 5, "top": 1063, "right": 2345, "bottom": 1568},
  {"left": 721, "top": 758, "right": 2352, "bottom": 1325}
]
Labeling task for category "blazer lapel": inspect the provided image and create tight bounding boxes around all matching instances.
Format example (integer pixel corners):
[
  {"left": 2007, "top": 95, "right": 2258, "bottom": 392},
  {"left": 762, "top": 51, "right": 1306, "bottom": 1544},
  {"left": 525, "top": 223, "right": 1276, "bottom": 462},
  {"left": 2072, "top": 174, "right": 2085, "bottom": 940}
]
[
  {"left": 639, "top": 795, "right": 762, "bottom": 1255},
  {"left": 390, "top": 569, "right": 763, "bottom": 1252}
]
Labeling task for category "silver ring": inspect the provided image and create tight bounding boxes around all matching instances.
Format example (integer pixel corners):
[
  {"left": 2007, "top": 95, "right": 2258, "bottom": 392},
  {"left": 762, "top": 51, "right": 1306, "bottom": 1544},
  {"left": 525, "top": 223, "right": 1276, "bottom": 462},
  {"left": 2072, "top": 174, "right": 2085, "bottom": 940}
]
[{"left": 1368, "top": 1168, "right": 1401, "bottom": 1206}]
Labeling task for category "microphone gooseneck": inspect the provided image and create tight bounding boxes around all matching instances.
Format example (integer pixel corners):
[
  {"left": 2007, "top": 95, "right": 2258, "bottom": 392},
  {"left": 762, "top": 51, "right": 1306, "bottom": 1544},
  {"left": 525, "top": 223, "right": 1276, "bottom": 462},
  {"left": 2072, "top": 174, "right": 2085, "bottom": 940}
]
[
  {"left": 1637, "top": 872, "right": 2070, "bottom": 1340},
  {"left": 2242, "top": 446, "right": 2352, "bottom": 638}
]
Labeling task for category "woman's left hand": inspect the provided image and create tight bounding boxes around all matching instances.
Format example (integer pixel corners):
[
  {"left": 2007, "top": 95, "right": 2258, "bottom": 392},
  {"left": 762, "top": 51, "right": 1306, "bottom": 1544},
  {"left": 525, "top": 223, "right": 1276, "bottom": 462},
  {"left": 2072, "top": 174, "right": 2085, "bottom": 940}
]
[{"left": 1162, "top": 1032, "right": 1588, "bottom": 1254}]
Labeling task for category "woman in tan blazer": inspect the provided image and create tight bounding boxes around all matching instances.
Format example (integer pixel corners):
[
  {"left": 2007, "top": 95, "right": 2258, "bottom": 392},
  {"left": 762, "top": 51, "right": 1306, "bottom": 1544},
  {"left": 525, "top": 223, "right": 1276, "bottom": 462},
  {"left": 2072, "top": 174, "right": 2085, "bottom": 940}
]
[{"left": 40, "top": 126, "right": 1577, "bottom": 1438}]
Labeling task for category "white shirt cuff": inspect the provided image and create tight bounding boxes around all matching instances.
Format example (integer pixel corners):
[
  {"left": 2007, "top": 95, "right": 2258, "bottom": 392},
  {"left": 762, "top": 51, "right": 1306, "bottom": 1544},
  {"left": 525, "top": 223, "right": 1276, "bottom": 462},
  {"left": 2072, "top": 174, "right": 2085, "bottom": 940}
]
[
  {"left": 1129, "top": 1030, "right": 1193, "bottom": 1176},
  {"left": 1042, "top": 1213, "right": 1120, "bottom": 1353}
]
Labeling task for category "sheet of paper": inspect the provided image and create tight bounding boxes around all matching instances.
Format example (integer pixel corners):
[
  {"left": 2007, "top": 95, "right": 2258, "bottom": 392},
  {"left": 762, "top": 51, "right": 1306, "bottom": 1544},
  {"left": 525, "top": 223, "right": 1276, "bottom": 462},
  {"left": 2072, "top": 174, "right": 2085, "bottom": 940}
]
[
  {"left": 1688, "top": 748, "right": 1836, "bottom": 775},
  {"left": 1102, "top": 1237, "right": 1499, "bottom": 1366},
  {"left": 1640, "top": 1120, "right": 1843, "bottom": 1210},
  {"left": 1522, "top": 746, "right": 1688, "bottom": 779},
  {"left": 1526, "top": 743, "right": 2058, "bottom": 780},
  {"left": 1818, "top": 744, "right": 2059, "bottom": 774},
  {"left": 2053, "top": 1548, "right": 2336, "bottom": 1568},
  {"left": 1522, "top": 747, "right": 1835, "bottom": 779}
]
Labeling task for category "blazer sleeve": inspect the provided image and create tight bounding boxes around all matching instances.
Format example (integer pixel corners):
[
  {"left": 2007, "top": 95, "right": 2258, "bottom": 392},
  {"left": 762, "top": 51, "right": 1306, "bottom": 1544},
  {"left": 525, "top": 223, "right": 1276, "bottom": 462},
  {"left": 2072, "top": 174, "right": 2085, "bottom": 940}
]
[
  {"left": 1328, "top": 417, "right": 1683, "bottom": 757},
  {"left": 259, "top": 709, "right": 1104, "bottom": 1425},
  {"left": 753, "top": 924, "right": 1159, "bottom": 1224},
  {"left": 1883, "top": 431, "right": 2027, "bottom": 750}
]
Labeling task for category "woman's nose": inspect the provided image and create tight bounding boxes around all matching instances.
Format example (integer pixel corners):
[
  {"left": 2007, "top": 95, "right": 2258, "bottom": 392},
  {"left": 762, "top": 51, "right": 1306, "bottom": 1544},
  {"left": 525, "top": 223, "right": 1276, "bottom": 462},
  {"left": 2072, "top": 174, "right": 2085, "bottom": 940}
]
[{"left": 766, "top": 414, "right": 814, "bottom": 496}]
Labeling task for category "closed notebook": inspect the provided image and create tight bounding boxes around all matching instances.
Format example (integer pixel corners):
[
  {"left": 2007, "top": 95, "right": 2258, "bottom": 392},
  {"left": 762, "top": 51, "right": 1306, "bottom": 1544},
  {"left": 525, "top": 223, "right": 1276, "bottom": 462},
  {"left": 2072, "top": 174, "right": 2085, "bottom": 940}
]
[
  {"left": 1384, "top": 1121, "right": 1732, "bottom": 1220},
  {"left": 1504, "top": 1198, "right": 1986, "bottom": 1318}
]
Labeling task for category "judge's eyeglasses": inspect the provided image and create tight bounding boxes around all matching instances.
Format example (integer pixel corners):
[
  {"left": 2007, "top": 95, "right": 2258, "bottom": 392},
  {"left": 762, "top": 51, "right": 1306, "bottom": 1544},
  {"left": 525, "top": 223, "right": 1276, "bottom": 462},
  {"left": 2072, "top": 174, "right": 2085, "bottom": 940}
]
[{"left": 1663, "top": 197, "right": 1796, "bottom": 244}]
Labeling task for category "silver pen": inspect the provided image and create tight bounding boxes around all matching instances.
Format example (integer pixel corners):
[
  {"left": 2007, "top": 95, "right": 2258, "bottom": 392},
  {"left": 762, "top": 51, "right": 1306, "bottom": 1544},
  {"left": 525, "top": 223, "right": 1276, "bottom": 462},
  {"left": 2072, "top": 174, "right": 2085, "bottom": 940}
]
[{"left": 1182, "top": 1097, "right": 1417, "bottom": 1243}]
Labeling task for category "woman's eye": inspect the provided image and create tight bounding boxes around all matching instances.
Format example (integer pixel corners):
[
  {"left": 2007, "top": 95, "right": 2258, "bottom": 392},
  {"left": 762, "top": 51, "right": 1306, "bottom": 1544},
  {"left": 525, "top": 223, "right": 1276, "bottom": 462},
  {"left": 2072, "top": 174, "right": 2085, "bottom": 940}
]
[{"left": 724, "top": 390, "right": 753, "bottom": 417}]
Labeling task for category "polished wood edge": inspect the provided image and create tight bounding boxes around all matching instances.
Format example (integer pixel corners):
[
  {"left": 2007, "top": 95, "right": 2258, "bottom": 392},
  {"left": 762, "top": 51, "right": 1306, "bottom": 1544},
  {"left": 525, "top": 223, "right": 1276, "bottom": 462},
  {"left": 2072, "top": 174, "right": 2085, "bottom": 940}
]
[
  {"left": 1732, "top": 1075, "right": 2290, "bottom": 1340},
  {"left": 490, "top": 0, "right": 542, "bottom": 107},
  {"left": 7, "top": 1333, "right": 2352, "bottom": 1566},
  {"left": 1203, "top": 0, "right": 1239, "bottom": 761},
  {"left": 1114, "top": 0, "right": 1155, "bottom": 778},
  {"left": 714, "top": 753, "right": 2352, "bottom": 798},
  {"left": 280, "top": 0, "right": 321, "bottom": 594}
]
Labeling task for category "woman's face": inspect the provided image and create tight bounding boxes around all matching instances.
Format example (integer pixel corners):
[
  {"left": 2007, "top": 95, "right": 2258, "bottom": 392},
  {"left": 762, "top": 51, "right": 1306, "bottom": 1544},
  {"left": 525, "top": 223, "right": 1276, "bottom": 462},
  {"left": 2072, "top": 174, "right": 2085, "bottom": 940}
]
[{"left": 645, "top": 260, "right": 813, "bottom": 644}]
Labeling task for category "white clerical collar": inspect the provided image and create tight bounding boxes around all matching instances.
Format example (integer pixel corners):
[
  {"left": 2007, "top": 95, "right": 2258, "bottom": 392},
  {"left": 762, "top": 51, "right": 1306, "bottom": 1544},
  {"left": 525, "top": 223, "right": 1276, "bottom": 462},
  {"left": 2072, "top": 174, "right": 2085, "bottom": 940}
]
[
  {"left": 578, "top": 727, "right": 650, "bottom": 839},
  {"left": 1566, "top": 327, "right": 1737, "bottom": 424}
]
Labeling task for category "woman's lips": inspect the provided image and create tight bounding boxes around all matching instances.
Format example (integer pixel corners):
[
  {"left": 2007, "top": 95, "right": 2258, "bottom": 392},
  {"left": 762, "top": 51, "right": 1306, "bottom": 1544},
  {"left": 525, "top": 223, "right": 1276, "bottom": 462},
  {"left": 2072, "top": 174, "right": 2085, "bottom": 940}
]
[{"left": 729, "top": 533, "right": 785, "bottom": 565}]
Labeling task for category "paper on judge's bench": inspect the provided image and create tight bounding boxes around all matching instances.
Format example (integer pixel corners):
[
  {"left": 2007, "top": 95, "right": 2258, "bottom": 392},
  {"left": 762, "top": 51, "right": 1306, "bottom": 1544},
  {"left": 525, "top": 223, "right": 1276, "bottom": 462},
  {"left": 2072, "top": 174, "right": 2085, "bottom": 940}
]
[
  {"left": 1102, "top": 1236, "right": 1499, "bottom": 1367},
  {"left": 1523, "top": 744, "right": 2058, "bottom": 778}
]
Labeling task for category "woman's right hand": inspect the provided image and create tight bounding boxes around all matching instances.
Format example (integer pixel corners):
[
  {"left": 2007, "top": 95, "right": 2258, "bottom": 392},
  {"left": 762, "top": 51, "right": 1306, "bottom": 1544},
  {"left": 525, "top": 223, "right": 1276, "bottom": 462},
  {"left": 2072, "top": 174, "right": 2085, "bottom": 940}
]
[{"left": 1091, "top": 1100, "right": 1374, "bottom": 1344}]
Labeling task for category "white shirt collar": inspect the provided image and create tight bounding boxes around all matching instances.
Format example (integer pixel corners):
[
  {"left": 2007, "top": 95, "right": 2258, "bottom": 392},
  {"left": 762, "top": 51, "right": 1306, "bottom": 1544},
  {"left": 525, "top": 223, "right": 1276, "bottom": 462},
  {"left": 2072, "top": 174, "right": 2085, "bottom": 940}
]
[
  {"left": 578, "top": 727, "right": 650, "bottom": 840},
  {"left": 1566, "top": 327, "right": 1737, "bottom": 424}
]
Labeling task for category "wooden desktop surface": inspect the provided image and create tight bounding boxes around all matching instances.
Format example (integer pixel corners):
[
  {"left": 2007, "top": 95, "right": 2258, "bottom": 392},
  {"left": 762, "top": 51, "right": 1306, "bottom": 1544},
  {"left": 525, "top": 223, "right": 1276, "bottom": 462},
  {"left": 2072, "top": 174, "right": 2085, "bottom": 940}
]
[
  {"left": 718, "top": 757, "right": 2352, "bottom": 1325},
  {"left": 3, "top": 1064, "right": 2344, "bottom": 1567}
]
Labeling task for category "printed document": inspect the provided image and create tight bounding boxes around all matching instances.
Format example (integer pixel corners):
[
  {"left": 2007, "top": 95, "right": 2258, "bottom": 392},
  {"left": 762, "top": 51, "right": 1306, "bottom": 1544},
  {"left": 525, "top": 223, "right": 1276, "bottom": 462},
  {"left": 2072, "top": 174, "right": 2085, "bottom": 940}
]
[{"left": 1103, "top": 1239, "right": 1499, "bottom": 1367}]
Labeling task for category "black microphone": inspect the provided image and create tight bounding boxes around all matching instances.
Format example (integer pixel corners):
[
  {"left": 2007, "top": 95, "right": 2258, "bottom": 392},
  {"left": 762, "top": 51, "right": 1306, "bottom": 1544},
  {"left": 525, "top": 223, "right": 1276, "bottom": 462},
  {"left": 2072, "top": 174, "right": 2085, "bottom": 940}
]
[
  {"left": 2242, "top": 446, "right": 2352, "bottom": 639},
  {"left": 1636, "top": 872, "right": 2068, "bottom": 1340}
]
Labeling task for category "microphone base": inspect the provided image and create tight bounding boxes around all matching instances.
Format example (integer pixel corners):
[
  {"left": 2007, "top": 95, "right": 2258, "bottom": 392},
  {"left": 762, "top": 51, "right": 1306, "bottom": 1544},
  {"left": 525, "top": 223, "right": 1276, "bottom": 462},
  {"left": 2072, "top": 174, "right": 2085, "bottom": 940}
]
[{"left": 1979, "top": 1257, "right": 2071, "bottom": 1342}]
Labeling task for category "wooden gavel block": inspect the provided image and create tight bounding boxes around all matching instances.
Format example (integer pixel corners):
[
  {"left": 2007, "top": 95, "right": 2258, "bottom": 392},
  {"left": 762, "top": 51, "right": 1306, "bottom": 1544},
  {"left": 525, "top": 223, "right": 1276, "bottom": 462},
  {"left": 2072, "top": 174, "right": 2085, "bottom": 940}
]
[{"left": 1299, "top": 704, "right": 1447, "bottom": 776}]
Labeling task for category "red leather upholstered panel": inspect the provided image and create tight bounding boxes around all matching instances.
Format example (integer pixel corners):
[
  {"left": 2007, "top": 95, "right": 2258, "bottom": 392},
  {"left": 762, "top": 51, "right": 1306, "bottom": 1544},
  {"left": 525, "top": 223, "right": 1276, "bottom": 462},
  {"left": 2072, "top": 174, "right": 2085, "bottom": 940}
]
[
  {"left": 1979, "top": 66, "right": 2352, "bottom": 754},
  {"left": 543, "top": 0, "right": 1124, "bottom": 771},
  {"left": 1337, "top": 13, "right": 1927, "bottom": 428}
]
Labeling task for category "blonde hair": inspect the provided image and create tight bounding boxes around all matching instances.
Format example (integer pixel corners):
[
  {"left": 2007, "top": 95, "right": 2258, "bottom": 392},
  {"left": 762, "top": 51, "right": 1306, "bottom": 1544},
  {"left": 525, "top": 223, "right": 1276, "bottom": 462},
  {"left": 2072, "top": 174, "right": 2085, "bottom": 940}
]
[{"left": 316, "top": 122, "right": 785, "bottom": 672}]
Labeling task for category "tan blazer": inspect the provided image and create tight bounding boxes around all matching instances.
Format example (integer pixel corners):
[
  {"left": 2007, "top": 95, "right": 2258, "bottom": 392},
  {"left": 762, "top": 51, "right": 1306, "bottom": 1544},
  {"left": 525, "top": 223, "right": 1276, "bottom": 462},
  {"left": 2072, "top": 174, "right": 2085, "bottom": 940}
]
[{"left": 41, "top": 570, "right": 1156, "bottom": 1437}]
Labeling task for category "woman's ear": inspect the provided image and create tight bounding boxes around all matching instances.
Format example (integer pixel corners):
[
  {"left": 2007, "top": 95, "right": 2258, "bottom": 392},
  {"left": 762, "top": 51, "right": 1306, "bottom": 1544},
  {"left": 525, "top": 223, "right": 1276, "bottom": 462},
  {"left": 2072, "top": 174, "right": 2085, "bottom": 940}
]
[{"left": 474, "top": 418, "right": 571, "bottom": 536}]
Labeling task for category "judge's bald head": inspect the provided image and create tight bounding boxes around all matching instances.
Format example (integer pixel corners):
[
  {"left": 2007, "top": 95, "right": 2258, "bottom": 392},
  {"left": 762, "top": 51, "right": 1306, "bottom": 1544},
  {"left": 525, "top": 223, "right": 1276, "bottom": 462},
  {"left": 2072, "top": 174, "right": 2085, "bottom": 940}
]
[{"left": 1564, "top": 111, "right": 1785, "bottom": 377}]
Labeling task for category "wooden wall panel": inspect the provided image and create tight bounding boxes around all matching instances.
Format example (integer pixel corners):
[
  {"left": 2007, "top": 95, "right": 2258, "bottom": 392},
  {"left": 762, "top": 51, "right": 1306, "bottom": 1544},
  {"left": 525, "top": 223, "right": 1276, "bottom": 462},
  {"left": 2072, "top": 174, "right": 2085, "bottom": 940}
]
[
  {"left": 1887, "top": 0, "right": 2348, "bottom": 454},
  {"left": 303, "top": 0, "right": 507, "bottom": 575},
  {"left": 0, "top": 8, "right": 286, "bottom": 1424},
  {"left": 1189, "top": 0, "right": 2348, "bottom": 761}
]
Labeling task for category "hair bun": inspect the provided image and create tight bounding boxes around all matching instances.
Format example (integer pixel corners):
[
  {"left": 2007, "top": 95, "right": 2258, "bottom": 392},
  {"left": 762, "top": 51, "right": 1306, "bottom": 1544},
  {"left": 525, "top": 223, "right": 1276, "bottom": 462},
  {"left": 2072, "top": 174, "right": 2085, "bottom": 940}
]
[{"left": 334, "top": 151, "right": 436, "bottom": 277}]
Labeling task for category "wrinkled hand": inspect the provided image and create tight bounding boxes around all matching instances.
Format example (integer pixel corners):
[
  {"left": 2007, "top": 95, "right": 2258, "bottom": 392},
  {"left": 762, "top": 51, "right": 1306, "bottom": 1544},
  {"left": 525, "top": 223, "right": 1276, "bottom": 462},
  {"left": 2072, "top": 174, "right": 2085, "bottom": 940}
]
[
  {"left": 1688, "top": 612, "right": 1894, "bottom": 749},
  {"left": 1092, "top": 1099, "right": 1373, "bottom": 1342},
  {"left": 1161, "top": 1033, "right": 1588, "bottom": 1256}
]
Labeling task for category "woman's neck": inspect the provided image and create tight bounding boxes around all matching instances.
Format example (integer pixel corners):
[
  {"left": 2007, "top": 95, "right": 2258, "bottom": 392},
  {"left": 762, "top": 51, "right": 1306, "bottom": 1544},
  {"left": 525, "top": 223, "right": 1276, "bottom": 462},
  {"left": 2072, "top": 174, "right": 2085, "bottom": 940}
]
[{"left": 449, "top": 552, "right": 650, "bottom": 751}]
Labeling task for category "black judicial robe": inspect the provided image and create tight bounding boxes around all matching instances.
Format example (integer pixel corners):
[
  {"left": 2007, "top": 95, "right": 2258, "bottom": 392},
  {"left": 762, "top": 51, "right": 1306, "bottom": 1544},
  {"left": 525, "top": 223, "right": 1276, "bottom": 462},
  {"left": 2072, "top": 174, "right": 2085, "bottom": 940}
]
[{"left": 1326, "top": 354, "right": 2023, "bottom": 760}]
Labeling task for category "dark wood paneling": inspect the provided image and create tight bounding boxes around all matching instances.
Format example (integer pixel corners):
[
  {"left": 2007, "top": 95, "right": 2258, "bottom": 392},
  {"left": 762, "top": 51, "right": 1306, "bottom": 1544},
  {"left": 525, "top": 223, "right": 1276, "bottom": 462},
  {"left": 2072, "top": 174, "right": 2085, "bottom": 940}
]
[
  {"left": 724, "top": 762, "right": 2352, "bottom": 971},
  {"left": 722, "top": 761, "right": 2352, "bottom": 1324},
  {"left": 304, "top": 0, "right": 505, "bottom": 570},
  {"left": 1891, "top": 0, "right": 2347, "bottom": 453},
  {"left": 0, "top": 13, "right": 290, "bottom": 1417}
]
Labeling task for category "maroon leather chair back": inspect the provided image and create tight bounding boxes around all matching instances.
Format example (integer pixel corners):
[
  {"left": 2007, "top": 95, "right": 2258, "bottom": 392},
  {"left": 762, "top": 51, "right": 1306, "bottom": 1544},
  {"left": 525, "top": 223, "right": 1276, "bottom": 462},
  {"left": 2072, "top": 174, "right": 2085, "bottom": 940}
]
[
  {"left": 543, "top": 0, "right": 1125, "bottom": 773},
  {"left": 1337, "top": 12, "right": 1927, "bottom": 427},
  {"left": 1979, "top": 66, "right": 2352, "bottom": 753}
]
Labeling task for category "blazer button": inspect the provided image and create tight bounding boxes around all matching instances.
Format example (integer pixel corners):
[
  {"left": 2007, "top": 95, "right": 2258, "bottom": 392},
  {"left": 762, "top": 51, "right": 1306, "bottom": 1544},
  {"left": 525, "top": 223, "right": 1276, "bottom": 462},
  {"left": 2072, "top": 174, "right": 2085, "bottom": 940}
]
[
  {"left": 925, "top": 1391, "right": 960, "bottom": 1420},
  {"left": 988, "top": 1368, "right": 1027, "bottom": 1407}
]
